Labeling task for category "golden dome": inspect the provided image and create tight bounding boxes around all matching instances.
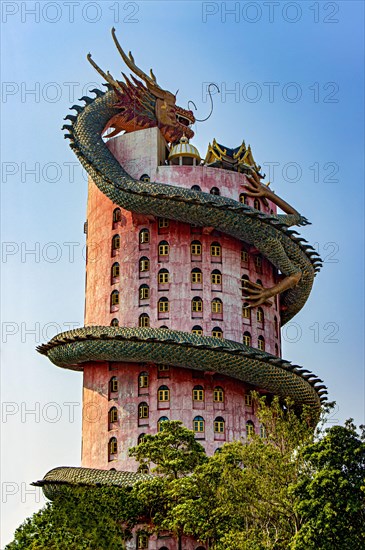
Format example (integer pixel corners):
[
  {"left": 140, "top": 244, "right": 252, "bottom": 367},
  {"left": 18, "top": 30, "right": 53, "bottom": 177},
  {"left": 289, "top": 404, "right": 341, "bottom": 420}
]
[{"left": 168, "top": 135, "right": 201, "bottom": 162}]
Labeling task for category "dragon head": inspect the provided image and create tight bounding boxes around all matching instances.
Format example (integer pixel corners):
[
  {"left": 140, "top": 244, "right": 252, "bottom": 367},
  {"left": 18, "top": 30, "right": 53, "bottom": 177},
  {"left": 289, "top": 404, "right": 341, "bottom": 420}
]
[{"left": 87, "top": 28, "right": 195, "bottom": 143}]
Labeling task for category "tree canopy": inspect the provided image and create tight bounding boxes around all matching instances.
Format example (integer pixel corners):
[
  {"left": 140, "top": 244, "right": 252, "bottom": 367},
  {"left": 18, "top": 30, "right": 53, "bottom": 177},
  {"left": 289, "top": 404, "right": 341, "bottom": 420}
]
[{"left": 7, "top": 402, "right": 365, "bottom": 550}]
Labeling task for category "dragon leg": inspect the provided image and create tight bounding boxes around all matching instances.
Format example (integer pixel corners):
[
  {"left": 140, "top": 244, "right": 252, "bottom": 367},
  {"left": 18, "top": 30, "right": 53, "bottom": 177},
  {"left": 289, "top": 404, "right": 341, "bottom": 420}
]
[{"left": 244, "top": 237, "right": 302, "bottom": 308}]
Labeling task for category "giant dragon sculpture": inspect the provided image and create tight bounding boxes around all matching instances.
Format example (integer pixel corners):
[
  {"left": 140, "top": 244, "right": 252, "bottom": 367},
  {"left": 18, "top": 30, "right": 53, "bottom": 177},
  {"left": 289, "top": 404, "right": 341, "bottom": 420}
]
[{"left": 35, "top": 29, "right": 326, "bottom": 495}]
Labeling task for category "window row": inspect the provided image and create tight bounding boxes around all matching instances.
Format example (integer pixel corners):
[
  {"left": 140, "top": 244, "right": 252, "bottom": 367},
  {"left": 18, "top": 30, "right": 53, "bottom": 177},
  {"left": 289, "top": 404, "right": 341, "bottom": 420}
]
[
  {"left": 109, "top": 378, "right": 256, "bottom": 406},
  {"left": 242, "top": 306, "right": 279, "bottom": 334},
  {"left": 112, "top": 227, "right": 264, "bottom": 271},
  {"left": 108, "top": 419, "right": 261, "bottom": 458},
  {"left": 110, "top": 382, "right": 226, "bottom": 403},
  {"left": 123, "top": 298, "right": 224, "bottom": 320},
  {"left": 239, "top": 194, "right": 263, "bottom": 211},
  {"left": 112, "top": 237, "right": 222, "bottom": 258},
  {"left": 136, "top": 267, "right": 224, "bottom": 294},
  {"left": 243, "top": 332, "right": 266, "bottom": 351}
]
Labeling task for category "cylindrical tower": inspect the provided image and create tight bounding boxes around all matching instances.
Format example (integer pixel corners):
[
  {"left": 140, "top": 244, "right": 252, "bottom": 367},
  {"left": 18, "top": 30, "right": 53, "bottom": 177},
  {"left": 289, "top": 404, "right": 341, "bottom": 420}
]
[
  {"left": 82, "top": 128, "right": 282, "bottom": 471},
  {"left": 35, "top": 33, "right": 326, "bottom": 550}
]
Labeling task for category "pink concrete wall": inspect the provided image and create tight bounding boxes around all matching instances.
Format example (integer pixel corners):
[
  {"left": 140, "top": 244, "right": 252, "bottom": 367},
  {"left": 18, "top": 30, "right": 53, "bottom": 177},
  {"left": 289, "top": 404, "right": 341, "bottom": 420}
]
[
  {"left": 82, "top": 128, "right": 282, "bottom": 476},
  {"left": 82, "top": 361, "right": 264, "bottom": 472},
  {"left": 85, "top": 128, "right": 281, "bottom": 354}
]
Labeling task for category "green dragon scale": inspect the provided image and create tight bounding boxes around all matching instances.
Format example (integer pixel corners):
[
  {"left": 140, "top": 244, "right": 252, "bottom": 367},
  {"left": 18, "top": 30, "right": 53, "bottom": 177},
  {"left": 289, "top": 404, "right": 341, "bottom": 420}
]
[{"left": 36, "top": 31, "right": 326, "bottom": 496}]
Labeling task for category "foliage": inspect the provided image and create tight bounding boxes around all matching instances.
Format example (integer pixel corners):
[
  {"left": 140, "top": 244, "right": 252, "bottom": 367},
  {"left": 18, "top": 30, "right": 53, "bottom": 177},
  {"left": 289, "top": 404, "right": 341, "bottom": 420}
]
[
  {"left": 129, "top": 419, "right": 207, "bottom": 479},
  {"left": 8, "top": 405, "right": 365, "bottom": 550},
  {"left": 130, "top": 420, "right": 207, "bottom": 549},
  {"left": 291, "top": 420, "right": 365, "bottom": 550},
  {"left": 6, "top": 486, "right": 142, "bottom": 550},
  {"left": 160, "top": 396, "right": 315, "bottom": 549}
]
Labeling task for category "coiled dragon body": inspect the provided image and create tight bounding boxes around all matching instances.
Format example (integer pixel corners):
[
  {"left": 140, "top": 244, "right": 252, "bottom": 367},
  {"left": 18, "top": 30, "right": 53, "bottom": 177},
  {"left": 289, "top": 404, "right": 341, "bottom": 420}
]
[{"left": 35, "top": 30, "right": 326, "bottom": 494}]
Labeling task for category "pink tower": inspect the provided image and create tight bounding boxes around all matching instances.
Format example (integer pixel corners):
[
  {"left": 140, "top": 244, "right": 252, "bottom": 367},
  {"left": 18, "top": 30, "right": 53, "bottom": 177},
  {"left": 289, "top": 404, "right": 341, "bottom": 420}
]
[
  {"left": 35, "top": 30, "right": 326, "bottom": 550},
  {"left": 82, "top": 128, "right": 282, "bottom": 472}
]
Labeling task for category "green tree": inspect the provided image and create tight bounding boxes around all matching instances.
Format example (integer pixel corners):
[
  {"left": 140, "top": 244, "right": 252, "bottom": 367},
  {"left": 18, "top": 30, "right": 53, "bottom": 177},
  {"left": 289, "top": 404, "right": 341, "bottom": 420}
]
[
  {"left": 129, "top": 419, "right": 207, "bottom": 479},
  {"left": 147, "top": 396, "right": 317, "bottom": 549},
  {"left": 6, "top": 486, "right": 141, "bottom": 550},
  {"left": 129, "top": 420, "right": 207, "bottom": 549},
  {"left": 291, "top": 420, "right": 365, "bottom": 550}
]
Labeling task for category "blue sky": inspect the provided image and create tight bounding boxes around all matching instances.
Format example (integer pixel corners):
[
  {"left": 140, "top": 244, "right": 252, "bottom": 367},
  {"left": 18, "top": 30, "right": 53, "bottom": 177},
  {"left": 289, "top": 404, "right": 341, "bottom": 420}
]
[{"left": 1, "top": 1, "right": 364, "bottom": 545}]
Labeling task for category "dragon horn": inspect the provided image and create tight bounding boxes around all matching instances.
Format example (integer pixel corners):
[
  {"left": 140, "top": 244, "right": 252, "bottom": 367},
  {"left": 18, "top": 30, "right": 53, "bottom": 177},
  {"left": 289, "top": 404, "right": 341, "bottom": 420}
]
[
  {"left": 87, "top": 53, "right": 124, "bottom": 94},
  {"left": 111, "top": 27, "right": 160, "bottom": 89}
]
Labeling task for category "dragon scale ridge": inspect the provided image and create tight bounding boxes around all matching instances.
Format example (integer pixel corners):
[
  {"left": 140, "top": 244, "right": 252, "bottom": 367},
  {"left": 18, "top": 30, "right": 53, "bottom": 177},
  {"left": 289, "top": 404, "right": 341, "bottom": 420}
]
[{"left": 35, "top": 32, "right": 326, "bottom": 498}]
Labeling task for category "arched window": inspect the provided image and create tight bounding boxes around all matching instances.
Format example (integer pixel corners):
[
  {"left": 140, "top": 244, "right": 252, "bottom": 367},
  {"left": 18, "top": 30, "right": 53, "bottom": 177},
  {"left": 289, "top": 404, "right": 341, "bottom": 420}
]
[
  {"left": 246, "top": 420, "right": 255, "bottom": 437},
  {"left": 274, "top": 316, "right": 279, "bottom": 337},
  {"left": 110, "top": 318, "right": 119, "bottom": 327},
  {"left": 160, "top": 325, "right": 169, "bottom": 330},
  {"left": 139, "top": 284, "right": 150, "bottom": 301},
  {"left": 257, "top": 307, "right": 264, "bottom": 323},
  {"left": 256, "top": 279, "right": 263, "bottom": 287},
  {"left": 112, "top": 234, "right": 120, "bottom": 250},
  {"left": 158, "top": 385, "right": 170, "bottom": 402},
  {"left": 260, "top": 424, "right": 267, "bottom": 439},
  {"left": 191, "top": 240, "right": 202, "bottom": 256},
  {"left": 191, "top": 267, "right": 203, "bottom": 284},
  {"left": 210, "top": 242, "right": 221, "bottom": 258},
  {"left": 113, "top": 208, "right": 121, "bottom": 223},
  {"left": 139, "top": 228, "right": 150, "bottom": 245},
  {"left": 254, "top": 198, "right": 261, "bottom": 210},
  {"left": 139, "top": 256, "right": 150, "bottom": 272},
  {"left": 158, "top": 268, "right": 169, "bottom": 284},
  {"left": 192, "top": 325, "right": 203, "bottom": 335},
  {"left": 211, "top": 298, "right": 223, "bottom": 314},
  {"left": 109, "top": 376, "right": 118, "bottom": 393},
  {"left": 211, "top": 269, "right": 222, "bottom": 285},
  {"left": 139, "top": 372, "right": 149, "bottom": 389},
  {"left": 192, "top": 297, "right": 203, "bottom": 313},
  {"left": 193, "top": 385, "right": 204, "bottom": 401},
  {"left": 138, "top": 433, "right": 146, "bottom": 445},
  {"left": 241, "top": 248, "right": 248, "bottom": 262},
  {"left": 191, "top": 185, "right": 201, "bottom": 191},
  {"left": 111, "top": 290, "right": 119, "bottom": 307},
  {"left": 109, "top": 407, "right": 118, "bottom": 424},
  {"left": 258, "top": 335, "right": 265, "bottom": 351},
  {"left": 139, "top": 464, "right": 149, "bottom": 474},
  {"left": 242, "top": 303, "right": 251, "bottom": 319},
  {"left": 210, "top": 187, "right": 220, "bottom": 195},
  {"left": 213, "top": 386, "right": 224, "bottom": 402},
  {"left": 157, "top": 416, "right": 169, "bottom": 431},
  {"left": 243, "top": 331, "right": 251, "bottom": 346},
  {"left": 241, "top": 275, "right": 250, "bottom": 295},
  {"left": 212, "top": 327, "right": 223, "bottom": 338},
  {"left": 193, "top": 416, "right": 205, "bottom": 433},
  {"left": 158, "top": 240, "right": 169, "bottom": 256},
  {"left": 109, "top": 437, "right": 117, "bottom": 456},
  {"left": 138, "top": 402, "right": 149, "bottom": 419},
  {"left": 111, "top": 262, "right": 120, "bottom": 280},
  {"left": 214, "top": 416, "right": 225, "bottom": 433},
  {"left": 239, "top": 193, "right": 249, "bottom": 204},
  {"left": 139, "top": 313, "right": 150, "bottom": 328},
  {"left": 158, "top": 297, "right": 169, "bottom": 313},
  {"left": 137, "top": 533, "right": 149, "bottom": 549},
  {"left": 158, "top": 218, "right": 169, "bottom": 229},
  {"left": 140, "top": 174, "right": 150, "bottom": 182}
]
